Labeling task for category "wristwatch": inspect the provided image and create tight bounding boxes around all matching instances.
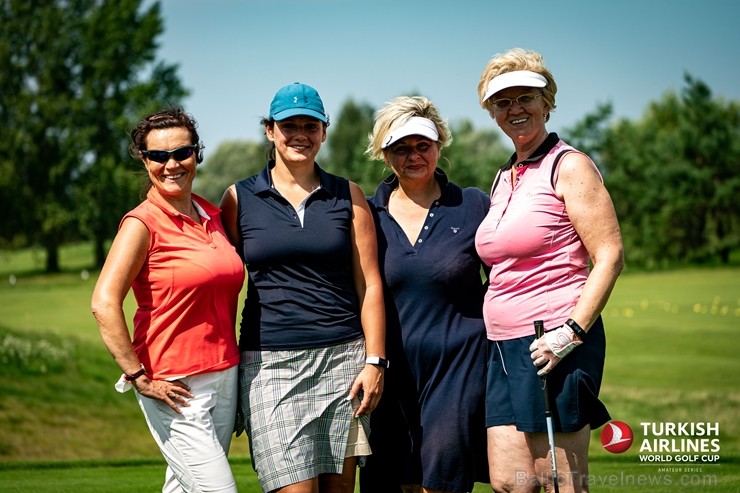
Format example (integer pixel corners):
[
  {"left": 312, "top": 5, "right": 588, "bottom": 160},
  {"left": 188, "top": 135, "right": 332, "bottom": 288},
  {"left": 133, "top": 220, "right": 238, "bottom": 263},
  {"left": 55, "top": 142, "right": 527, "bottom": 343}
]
[
  {"left": 366, "top": 356, "right": 390, "bottom": 369},
  {"left": 565, "top": 318, "right": 588, "bottom": 341}
]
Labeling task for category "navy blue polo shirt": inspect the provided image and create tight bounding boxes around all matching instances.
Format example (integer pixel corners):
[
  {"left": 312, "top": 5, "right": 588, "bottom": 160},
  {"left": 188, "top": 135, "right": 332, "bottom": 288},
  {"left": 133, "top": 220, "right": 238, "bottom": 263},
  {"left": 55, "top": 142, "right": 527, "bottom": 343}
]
[
  {"left": 367, "top": 169, "right": 491, "bottom": 371},
  {"left": 235, "top": 162, "right": 363, "bottom": 350}
]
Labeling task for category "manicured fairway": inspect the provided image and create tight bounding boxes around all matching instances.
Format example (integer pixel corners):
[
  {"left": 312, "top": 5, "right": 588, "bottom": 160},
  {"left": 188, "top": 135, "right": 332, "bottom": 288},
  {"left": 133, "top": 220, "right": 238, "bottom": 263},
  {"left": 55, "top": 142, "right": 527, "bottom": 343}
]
[{"left": 1, "top": 245, "right": 738, "bottom": 491}]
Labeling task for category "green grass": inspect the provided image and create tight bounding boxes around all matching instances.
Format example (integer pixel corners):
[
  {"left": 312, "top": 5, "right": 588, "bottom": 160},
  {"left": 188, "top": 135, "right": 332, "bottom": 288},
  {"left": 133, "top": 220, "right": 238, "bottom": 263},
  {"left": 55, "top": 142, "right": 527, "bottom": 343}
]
[
  {"left": 1, "top": 244, "right": 739, "bottom": 492},
  {"left": 0, "top": 457, "right": 261, "bottom": 493}
]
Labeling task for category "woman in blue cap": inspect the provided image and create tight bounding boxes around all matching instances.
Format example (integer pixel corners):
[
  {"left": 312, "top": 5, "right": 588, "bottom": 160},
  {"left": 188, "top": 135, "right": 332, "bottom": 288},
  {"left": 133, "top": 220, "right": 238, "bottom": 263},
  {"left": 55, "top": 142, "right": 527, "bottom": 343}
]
[{"left": 220, "top": 82, "right": 386, "bottom": 493}]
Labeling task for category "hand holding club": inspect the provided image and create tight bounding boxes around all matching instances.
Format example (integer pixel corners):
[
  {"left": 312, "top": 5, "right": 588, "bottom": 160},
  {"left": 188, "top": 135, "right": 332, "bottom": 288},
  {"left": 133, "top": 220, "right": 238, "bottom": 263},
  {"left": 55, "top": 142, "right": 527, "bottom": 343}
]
[{"left": 529, "top": 323, "right": 582, "bottom": 376}]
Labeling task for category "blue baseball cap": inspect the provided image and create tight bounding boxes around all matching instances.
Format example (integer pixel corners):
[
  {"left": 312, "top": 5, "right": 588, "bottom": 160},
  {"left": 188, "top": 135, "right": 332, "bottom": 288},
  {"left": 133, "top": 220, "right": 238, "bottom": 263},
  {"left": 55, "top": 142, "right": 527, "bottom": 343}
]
[{"left": 269, "top": 82, "right": 327, "bottom": 123}]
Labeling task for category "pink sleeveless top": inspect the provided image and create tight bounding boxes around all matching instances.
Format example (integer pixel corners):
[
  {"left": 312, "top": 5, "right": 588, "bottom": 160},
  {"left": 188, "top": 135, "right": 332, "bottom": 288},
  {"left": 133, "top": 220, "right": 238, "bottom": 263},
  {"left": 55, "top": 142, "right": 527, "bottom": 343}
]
[{"left": 475, "top": 139, "right": 601, "bottom": 341}]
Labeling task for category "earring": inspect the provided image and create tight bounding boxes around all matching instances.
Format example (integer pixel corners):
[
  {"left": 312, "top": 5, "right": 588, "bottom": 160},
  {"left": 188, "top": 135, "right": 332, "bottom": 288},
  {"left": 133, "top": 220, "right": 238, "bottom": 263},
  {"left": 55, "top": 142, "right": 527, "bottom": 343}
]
[{"left": 381, "top": 164, "right": 393, "bottom": 179}]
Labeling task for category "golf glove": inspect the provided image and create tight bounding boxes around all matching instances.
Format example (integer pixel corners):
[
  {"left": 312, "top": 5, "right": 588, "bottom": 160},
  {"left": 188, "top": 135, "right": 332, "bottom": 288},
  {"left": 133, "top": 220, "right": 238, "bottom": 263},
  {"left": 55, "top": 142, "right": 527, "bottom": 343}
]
[{"left": 529, "top": 324, "right": 583, "bottom": 374}]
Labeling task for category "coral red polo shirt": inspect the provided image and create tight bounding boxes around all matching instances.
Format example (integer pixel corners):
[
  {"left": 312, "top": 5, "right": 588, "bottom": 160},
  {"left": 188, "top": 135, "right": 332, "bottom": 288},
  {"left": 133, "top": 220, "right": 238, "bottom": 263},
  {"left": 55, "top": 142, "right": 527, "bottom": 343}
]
[{"left": 124, "top": 189, "right": 244, "bottom": 379}]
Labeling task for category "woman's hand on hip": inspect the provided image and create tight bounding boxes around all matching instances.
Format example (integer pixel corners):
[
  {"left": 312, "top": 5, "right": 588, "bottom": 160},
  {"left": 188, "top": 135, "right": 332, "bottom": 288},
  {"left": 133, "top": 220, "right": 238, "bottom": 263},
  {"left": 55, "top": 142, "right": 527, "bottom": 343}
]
[{"left": 135, "top": 378, "right": 193, "bottom": 414}]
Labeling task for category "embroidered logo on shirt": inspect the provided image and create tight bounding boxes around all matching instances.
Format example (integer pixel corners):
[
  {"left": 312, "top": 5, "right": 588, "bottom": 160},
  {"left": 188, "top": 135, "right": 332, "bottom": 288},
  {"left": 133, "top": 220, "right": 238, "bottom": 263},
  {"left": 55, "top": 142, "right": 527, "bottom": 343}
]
[{"left": 451, "top": 227, "right": 460, "bottom": 234}]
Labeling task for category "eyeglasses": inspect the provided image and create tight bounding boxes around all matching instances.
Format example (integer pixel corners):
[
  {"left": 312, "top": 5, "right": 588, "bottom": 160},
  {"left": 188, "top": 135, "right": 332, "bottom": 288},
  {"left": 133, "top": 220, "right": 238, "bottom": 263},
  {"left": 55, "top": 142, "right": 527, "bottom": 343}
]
[
  {"left": 490, "top": 93, "right": 542, "bottom": 112},
  {"left": 141, "top": 145, "right": 197, "bottom": 163},
  {"left": 388, "top": 142, "right": 436, "bottom": 158}
]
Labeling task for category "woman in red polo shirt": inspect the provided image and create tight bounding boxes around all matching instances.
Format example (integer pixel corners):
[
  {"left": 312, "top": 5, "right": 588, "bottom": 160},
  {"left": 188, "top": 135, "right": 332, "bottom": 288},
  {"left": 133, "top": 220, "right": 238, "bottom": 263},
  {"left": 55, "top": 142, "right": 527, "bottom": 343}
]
[{"left": 91, "top": 107, "right": 245, "bottom": 493}]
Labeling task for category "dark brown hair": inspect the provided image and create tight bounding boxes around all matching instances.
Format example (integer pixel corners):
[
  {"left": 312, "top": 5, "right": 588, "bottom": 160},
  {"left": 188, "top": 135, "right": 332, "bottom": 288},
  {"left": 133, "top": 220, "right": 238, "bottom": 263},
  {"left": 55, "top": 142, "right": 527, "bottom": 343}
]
[{"left": 129, "top": 106, "right": 204, "bottom": 163}]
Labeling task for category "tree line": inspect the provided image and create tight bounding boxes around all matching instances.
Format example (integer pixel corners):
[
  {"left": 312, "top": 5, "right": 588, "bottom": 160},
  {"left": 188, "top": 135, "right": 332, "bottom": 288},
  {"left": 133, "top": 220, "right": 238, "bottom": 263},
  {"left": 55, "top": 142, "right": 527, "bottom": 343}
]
[
  {"left": 1, "top": 1, "right": 737, "bottom": 272},
  {"left": 0, "top": 0, "right": 186, "bottom": 271},
  {"left": 194, "top": 76, "right": 740, "bottom": 270}
]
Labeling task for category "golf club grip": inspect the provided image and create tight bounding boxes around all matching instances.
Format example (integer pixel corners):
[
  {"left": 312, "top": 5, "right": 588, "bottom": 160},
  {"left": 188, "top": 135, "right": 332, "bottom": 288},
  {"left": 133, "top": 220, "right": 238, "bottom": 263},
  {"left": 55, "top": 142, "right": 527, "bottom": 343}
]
[
  {"left": 533, "top": 320, "right": 551, "bottom": 413},
  {"left": 534, "top": 320, "right": 544, "bottom": 338}
]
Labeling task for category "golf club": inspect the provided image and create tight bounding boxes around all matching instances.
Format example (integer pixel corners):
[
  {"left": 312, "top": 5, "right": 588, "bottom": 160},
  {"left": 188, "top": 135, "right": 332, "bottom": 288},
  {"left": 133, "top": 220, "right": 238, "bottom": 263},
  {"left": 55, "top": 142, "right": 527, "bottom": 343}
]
[{"left": 534, "top": 319, "right": 560, "bottom": 493}]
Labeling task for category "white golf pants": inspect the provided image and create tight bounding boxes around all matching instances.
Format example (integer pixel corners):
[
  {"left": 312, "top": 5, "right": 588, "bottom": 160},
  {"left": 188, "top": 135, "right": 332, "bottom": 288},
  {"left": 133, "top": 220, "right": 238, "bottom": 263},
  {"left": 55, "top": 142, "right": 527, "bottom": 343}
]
[{"left": 136, "top": 365, "right": 238, "bottom": 493}]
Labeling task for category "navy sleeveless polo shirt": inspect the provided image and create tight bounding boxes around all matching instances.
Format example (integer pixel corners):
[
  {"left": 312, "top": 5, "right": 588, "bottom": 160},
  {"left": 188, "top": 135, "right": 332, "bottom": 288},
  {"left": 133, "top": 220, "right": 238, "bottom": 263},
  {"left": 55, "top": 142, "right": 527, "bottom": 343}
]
[{"left": 235, "top": 162, "right": 363, "bottom": 350}]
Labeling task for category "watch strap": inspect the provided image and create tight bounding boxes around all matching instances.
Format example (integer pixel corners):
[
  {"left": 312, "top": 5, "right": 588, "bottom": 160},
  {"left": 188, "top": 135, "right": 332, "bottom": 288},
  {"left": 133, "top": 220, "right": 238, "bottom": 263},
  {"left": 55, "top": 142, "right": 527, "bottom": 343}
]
[{"left": 565, "top": 318, "right": 587, "bottom": 341}]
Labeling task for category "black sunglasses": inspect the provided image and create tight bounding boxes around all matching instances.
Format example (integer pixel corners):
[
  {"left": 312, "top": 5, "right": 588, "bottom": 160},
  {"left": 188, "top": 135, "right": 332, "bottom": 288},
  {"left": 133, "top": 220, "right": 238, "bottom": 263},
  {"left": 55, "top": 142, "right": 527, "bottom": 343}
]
[{"left": 141, "top": 145, "right": 197, "bottom": 163}]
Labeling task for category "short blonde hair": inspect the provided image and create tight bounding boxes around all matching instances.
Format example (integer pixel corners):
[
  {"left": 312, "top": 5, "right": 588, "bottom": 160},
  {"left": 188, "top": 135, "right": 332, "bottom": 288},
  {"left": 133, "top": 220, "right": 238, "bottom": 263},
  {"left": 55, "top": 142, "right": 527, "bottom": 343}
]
[
  {"left": 477, "top": 48, "right": 557, "bottom": 121},
  {"left": 366, "top": 96, "right": 451, "bottom": 161}
]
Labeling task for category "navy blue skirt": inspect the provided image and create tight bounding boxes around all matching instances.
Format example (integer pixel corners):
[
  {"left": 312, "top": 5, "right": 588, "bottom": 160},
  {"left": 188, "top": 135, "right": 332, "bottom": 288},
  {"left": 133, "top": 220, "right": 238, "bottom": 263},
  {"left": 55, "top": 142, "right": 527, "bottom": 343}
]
[{"left": 485, "top": 316, "right": 610, "bottom": 433}]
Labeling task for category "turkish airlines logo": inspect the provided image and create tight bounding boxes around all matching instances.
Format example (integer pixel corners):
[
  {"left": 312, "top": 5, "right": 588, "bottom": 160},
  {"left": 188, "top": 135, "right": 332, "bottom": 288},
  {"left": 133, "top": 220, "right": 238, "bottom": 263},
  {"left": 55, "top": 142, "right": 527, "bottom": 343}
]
[{"left": 601, "top": 420, "right": 634, "bottom": 454}]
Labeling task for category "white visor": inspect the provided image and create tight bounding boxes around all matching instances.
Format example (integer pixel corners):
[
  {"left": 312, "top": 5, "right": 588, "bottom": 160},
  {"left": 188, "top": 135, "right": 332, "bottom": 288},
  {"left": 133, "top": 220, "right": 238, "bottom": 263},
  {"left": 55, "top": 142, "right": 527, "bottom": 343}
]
[
  {"left": 382, "top": 117, "right": 439, "bottom": 149},
  {"left": 482, "top": 70, "right": 547, "bottom": 102}
]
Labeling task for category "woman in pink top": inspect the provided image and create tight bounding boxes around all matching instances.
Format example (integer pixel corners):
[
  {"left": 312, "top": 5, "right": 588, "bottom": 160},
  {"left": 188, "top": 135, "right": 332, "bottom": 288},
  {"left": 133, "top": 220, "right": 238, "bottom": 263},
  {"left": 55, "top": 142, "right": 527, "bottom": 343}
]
[
  {"left": 91, "top": 107, "right": 245, "bottom": 492},
  {"left": 474, "top": 49, "right": 624, "bottom": 492}
]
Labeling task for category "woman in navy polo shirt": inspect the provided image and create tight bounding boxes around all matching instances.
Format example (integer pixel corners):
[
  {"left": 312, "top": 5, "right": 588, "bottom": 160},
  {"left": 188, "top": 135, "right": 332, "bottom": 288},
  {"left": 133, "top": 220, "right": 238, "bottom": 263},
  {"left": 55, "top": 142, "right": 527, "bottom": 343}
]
[
  {"left": 220, "top": 82, "right": 386, "bottom": 493},
  {"left": 360, "top": 96, "right": 490, "bottom": 493}
]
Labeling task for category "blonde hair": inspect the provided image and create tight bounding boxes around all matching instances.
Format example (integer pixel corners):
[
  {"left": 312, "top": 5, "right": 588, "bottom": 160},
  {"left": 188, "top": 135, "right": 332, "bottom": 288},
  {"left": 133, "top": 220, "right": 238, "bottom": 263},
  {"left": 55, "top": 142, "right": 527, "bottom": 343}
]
[
  {"left": 477, "top": 48, "right": 557, "bottom": 121},
  {"left": 366, "top": 96, "right": 451, "bottom": 161}
]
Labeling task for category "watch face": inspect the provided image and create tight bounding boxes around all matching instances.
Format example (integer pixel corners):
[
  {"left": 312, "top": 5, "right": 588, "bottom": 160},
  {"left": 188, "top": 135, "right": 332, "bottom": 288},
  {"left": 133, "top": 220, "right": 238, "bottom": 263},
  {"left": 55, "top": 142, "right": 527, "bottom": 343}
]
[{"left": 366, "top": 357, "right": 389, "bottom": 368}]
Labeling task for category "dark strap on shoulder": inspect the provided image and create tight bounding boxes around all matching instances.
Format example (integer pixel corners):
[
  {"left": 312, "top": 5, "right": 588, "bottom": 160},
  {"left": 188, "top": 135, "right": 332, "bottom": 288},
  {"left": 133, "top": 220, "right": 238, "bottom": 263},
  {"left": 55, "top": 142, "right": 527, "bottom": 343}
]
[
  {"left": 490, "top": 148, "right": 574, "bottom": 196},
  {"left": 550, "top": 149, "right": 572, "bottom": 189}
]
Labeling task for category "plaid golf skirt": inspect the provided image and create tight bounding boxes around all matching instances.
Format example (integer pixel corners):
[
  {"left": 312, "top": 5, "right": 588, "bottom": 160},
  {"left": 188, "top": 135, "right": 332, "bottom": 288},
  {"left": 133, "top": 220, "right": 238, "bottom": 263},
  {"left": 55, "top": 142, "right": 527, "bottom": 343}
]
[{"left": 240, "top": 337, "right": 370, "bottom": 492}]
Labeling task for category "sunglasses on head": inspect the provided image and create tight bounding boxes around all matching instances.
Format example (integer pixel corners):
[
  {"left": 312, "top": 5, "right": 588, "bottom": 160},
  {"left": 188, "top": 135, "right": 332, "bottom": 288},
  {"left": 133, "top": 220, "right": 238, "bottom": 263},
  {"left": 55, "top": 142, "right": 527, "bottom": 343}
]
[{"left": 141, "top": 145, "right": 197, "bottom": 163}]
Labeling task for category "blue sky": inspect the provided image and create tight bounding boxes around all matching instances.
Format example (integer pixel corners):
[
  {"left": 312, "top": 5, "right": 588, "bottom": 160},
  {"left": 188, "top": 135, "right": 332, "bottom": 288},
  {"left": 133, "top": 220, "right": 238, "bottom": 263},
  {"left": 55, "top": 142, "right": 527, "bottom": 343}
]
[{"left": 151, "top": 0, "right": 740, "bottom": 155}]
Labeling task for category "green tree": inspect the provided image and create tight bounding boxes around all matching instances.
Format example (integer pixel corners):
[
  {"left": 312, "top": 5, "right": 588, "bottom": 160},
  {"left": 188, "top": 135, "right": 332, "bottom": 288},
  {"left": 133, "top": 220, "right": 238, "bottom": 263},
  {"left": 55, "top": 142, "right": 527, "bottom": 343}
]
[
  {"left": 0, "top": 0, "right": 187, "bottom": 271},
  {"left": 324, "top": 98, "right": 378, "bottom": 194},
  {"left": 0, "top": 1, "right": 81, "bottom": 268},
  {"left": 599, "top": 75, "right": 739, "bottom": 267},
  {"left": 678, "top": 75, "right": 740, "bottom": 263},
  {"left": 560, "top": 102, "right": 613, "bottom": 165},
  {"left": 194, "top": 140, "right": 268, "bottom": 204},
  {"left": 443, "top": 119, "right": 511, "bottom": 191}
]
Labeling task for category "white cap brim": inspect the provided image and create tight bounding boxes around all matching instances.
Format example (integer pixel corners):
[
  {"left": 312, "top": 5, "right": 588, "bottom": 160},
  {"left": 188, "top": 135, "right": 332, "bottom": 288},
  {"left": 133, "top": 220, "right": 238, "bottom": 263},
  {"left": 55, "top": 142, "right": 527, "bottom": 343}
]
[
  {"left": 482, "top": 70, "right": 547, "bottom": 102},
  {"left": 382, "top": 117, "right": 439, "bottom": 149}
]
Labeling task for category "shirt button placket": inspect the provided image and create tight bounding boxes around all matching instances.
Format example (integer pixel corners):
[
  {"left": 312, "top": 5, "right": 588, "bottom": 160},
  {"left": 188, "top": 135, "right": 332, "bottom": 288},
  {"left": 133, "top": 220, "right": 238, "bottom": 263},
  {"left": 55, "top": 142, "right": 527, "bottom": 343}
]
[{"left": 418, "top": 210, "right": 436, "bottom": 245}]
